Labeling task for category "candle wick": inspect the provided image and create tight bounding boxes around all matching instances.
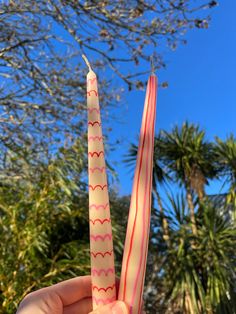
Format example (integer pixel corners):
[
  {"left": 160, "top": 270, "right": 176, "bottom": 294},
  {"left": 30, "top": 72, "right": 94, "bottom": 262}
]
[
  {"left": 150, "top": 56, "right": 155, "bottom": 75},
  {"left": 82, "top": 54, "right": 92, "bottom": 71}
]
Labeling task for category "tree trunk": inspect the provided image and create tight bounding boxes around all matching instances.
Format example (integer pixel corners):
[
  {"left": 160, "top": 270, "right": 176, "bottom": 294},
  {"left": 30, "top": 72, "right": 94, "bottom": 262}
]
[
  {"left": 153, "top": 189, "right": 170, "bottom": 246},
  {"left": 186, "top": 186, "right": 198, "bottom": 236},
  {"left": 197, "top": 187, "right": 205, "bottom": 203},
  {"left": 185, "top": 289, "right": 195, "bottom": 314}
]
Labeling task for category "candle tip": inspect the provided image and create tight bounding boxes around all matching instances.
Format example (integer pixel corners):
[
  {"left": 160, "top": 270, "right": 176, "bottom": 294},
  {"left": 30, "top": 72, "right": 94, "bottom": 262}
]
[
  {"left": 150, "top": 56, "right": 155, "bottom": 75},
  {"left": 82, "top": 54, "right": 92, "bottom": 71}
]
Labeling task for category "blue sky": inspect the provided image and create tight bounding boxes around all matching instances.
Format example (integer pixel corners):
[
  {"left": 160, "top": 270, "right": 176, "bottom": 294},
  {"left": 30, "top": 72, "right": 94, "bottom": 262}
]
[{"left": 107, "top": 0, "right": 236, "bottom": 196}]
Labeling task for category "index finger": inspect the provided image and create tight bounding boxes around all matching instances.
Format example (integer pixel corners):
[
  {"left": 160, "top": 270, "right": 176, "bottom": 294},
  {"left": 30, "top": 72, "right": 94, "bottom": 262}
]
[{"left": 41, "top": 275, "right": 92, "bottom": 306}]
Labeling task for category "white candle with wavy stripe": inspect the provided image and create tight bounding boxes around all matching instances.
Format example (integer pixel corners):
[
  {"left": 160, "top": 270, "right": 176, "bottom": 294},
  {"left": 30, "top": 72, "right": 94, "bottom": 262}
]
[
  {"left": 83, "top": 55, "right": 116, "bottom": 310},
  {"left": 118, "top": 73, "right": 157, "bottom": 314}
]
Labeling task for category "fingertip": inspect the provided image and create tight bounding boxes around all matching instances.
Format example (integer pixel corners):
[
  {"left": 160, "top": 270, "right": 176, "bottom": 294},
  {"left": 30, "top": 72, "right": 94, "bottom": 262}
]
[
  {"left": 89, "top": 300, "right": 130, "bottom": 314},
  {"left": 112, "top": 301, "right": 130, "bottom": 314}
]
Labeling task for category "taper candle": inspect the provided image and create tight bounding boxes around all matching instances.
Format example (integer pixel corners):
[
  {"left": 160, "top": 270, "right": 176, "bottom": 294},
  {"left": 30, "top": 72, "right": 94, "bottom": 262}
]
[
  {"left": 83, "top": 55, "right": 116, "bottom": 310},
  {"left": 118, "top": 72, "right": 157, "bottom": 314}
]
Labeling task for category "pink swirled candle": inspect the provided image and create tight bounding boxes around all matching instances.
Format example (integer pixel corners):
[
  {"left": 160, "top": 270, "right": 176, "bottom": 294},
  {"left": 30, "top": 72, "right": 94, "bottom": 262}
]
[
  {"left": 118, "top": 73, "right": 157, "bottom": 314},
  {"left": 83, "top": 55, "right": 116, "bottom": 309}
]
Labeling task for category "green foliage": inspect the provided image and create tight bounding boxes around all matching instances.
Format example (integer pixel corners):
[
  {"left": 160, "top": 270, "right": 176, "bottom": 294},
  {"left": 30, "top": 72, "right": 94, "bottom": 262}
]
[
  {"left": 215, "top": 134, "right": 236, "bottom": 209},
  {"left": 1, "top": 122, "right": 236, "bottom": 314},
  {"left": 0, "top": 138, "right": 130, "bottom": 314},
  {"left": 127, "top": 123, "right": 236, "bottom": 314},
  {"left": 0, "top": 140, "right": 90, "bottom": 313},
  {"left": 164, "top": 198, "right": 236, "bottom": 314},
  {"left": 159, "top": 122, "right": 217, "bottom": 194},
  {"left": 0, "top": 1, "right": 220, "bottom": 313}
]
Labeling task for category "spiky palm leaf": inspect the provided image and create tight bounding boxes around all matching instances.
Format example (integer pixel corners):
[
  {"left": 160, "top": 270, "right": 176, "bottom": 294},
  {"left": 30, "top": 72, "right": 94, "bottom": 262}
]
[
  {"left": 159, "top": 122, "right": 217, "bottom": 198},
  {"left": 164, "top": 194, "right": 236, "bottom": 314},
  {"left": 215, "top": 134, "right": 236, "bottom": 209}
]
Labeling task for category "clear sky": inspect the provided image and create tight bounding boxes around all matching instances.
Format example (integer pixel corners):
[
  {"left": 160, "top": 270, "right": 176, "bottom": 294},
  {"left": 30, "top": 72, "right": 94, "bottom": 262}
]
[{"left": 107, "top": 0, "right": 236, "bottom": 196}]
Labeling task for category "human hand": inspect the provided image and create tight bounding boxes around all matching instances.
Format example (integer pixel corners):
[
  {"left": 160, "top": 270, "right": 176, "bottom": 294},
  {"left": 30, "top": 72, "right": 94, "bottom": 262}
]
[{"left": 16, "top": 275, "right": 129, "bottom": 314}]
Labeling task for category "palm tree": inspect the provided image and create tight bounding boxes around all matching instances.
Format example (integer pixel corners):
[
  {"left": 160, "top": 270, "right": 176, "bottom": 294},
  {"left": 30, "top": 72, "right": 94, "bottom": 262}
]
[
  {"left": 152, "top": 137, "right": 172, "bottom": 244},
  {"left": 215, "top": 134, "right": 236, "bottom": 216},
  {"left": 164, "top": 194, "right": 236, "bottom": 314},
  {"left": 159, "top": 122, "right": 217, "bottom": 236},
  {"left": 124, "top": 125, "right": 236, "bottom": 313}
]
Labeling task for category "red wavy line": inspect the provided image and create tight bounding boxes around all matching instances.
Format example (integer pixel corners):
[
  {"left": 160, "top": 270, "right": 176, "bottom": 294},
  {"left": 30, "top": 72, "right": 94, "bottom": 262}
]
[
  {"left": 92, "top": 283, "right": 116, "bottom": 292},
  {"left": 88, "top": 107, "right": 100, "bottom": 114},
  {"left": 89, "top": 167, "right": 106, "bottom": 173},
  {"left": 90, "top": 250, "right": 113, "bottom": 258},
  {"left": 90, "top": 233, "right": 112, "bottom": 241},
  {"left": 93, "top": 296, "right": 116, "bottom": 305},
  {"left": 89, "top": 184, "right": 107, "bottom": 191},
  {"left": 88, "top": 151, "right": 104, "bottom": 157},
  {"left": 88, "top": 121, "right": 101, "bottom": 126},
  {"left": 91, "top": 268, "right": 114, "bottom": 276},
  {"left": 90, "top": 218, "right": 111, "bottom": 225},
  {"left": 87, "top": 78, "right": 97, "bottom": 85},
  {"left": 87, "top": 90, "right": 98, "bottom": 97},
  {"left": 89, "top": 203, "right": 109, "bottom": 210},
  {"left": 88, "top": 136, "right": 103, "bottom": 142}
]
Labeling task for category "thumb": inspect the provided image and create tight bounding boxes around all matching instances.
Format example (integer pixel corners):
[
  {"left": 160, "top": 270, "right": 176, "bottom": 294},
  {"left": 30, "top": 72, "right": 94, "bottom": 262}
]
[{"left": 89, "top": 300, "right": 129, "bottom": 314}]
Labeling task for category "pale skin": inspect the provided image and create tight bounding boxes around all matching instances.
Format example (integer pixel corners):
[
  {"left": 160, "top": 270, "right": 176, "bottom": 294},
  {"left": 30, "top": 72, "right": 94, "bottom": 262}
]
[{"left": 16, "top": 276, "right": 129, "bottom": 314}]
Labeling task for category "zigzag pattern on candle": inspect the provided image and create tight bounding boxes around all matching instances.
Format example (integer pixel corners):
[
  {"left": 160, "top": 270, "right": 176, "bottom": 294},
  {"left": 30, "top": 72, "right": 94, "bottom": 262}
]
[
  {"left": 92, "top": 284, "right": 116, "bottom": 292},
  {"left": 88, "top": 151, "right": 104, "bottom": 157},
  {"left": 91, "top": 268, "right": 114, "bottom": 276},
  {"left": 90, "top": 233, "right": 112, "bottom": 241},
  {"left": 88, "top": 108, "right": 100, "bottom": 114},
  {"left": 88, "top": 121, "right": 101, "bottom": 127},
  {"left": 90, "top": 250, "right": 113, "bottom": 258},
  {"left": 93, "top": 296, "right": 116, "bottom": 305},
  {"left": 87, "top": 77, "right": 97, "bottom": 85},
  {"left": 89, "top": 184, "right": 107, "bottom": 191},
  {"left": 87, "top": 66, "right": 116, "bottom": 309},
  {"left": 88, "top": 136, "right": 103, "bottom": 141},
  {"left": 89, "top": 167, "right": 106, "bottom": 173},
  {"left": 87, "top": 90, "right": 98, "bottom": 97},
  {"left": 89, "top": 203, "right": 109, "bottom": 210},
  {"left": 90, "top": 218, "right": 111, "bottom": 225}
]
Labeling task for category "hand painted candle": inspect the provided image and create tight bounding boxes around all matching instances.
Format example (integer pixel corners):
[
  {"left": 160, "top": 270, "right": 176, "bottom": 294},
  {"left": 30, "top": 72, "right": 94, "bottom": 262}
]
[
  {"left": 83, "top": 55, "right": 116, "bottom": 310},
  {"left": 118, "top": 73, "right": 157, "bottom": 314}
]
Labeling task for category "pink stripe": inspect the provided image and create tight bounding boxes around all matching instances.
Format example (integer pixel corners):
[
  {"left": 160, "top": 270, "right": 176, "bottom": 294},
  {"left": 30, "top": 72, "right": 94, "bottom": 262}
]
[
  {"left": 87, "top": 77, "right": 97, "bottom": 85},
  {"left": 122, "top": 77, "right": 152, "bottom": 301},
  {"left": 89, "top": 167, "right": 106, "bottom": 173},
  {"left": 88, "top": 136, "right": 103, "bottom": 141},
  {"left": 90, "top": 233, "right": 112, "bottom": 241},
  {"left": 137, "top": 76, "right": 157, "bottom": 313},
  {"left": 89, "top": 203, "right": 109, "bottom": 210},
  {"left": 130, "top": 75, "right": 155, "bottom": 312},
  {"left": 88, "top": 107, "right": 100, "bottom": 114},
  {"left": 93, "top": 296, "right": 116, "bottom": 305},
  {"left": 91, "top": 268, "right": 114, "bottom": 276}
]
